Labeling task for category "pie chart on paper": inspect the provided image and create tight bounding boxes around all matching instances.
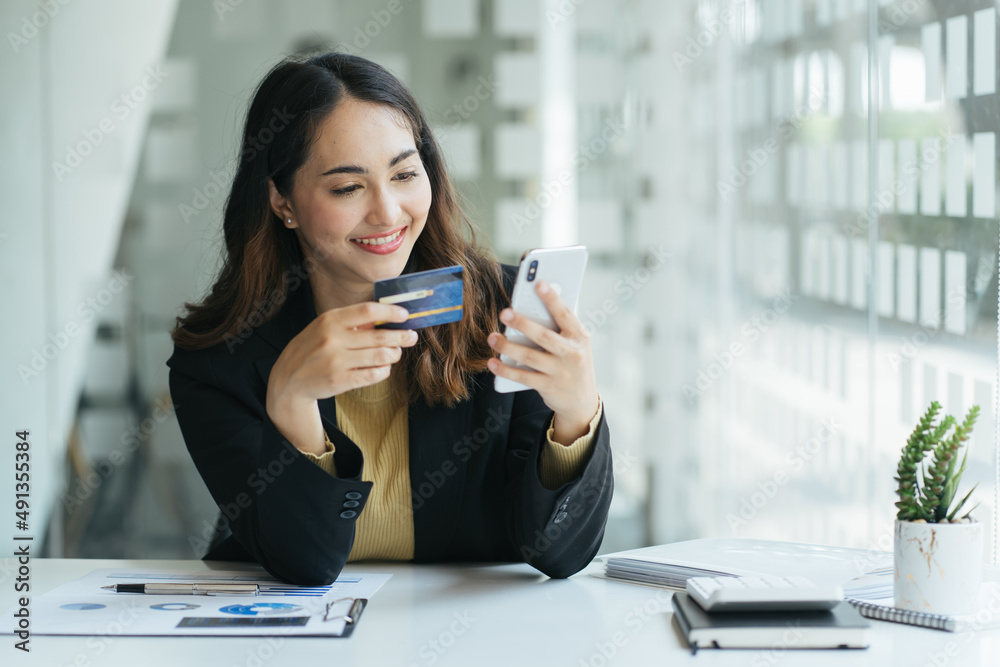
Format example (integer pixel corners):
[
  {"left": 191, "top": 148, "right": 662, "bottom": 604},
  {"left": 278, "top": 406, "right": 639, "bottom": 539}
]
[
  {"left": 219, "top": 602, "right": 303, "bottom": 616},
  {"left": 150, "top": 603, "right": 200, "bottom": 611}
]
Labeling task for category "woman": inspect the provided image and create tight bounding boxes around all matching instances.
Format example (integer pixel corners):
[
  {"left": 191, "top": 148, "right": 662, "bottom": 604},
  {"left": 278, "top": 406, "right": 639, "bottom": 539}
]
[{"left": 167, "top": 53, "right": 612, "bottom": 585}]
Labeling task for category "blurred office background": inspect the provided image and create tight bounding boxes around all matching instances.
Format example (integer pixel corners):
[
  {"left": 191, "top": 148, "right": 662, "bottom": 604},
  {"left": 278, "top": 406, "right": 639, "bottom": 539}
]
[{"left": 1, "top": 0, "right": 998, "bottom": 563}]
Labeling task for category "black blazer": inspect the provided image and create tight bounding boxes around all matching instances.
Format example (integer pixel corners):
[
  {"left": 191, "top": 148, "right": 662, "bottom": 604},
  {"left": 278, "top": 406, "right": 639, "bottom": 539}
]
[{"left": 166, "top": 265, "right": 613, "bottom": 585}]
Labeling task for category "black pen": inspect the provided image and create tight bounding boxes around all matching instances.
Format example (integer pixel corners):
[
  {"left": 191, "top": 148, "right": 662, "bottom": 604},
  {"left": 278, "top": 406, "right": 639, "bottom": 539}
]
[{"left": 101, "top": 583, "right": 260, "bottom": 596}]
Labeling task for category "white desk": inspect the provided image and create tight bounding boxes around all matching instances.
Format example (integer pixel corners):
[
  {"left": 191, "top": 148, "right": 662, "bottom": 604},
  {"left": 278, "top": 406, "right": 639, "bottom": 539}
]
[{"left": 3, "top": 558, "right": 1000, "bottom": 666}]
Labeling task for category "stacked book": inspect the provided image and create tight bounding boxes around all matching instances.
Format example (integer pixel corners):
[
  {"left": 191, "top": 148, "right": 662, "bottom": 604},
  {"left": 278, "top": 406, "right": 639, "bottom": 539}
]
[{"left": 670, "top": 590, "right": 871, "bottom": 652}]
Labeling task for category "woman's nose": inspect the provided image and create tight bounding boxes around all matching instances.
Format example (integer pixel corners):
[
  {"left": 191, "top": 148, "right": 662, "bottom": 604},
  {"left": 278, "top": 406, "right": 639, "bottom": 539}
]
[{"left": 367, "top": 186, "right": 402, "bottom": 226}]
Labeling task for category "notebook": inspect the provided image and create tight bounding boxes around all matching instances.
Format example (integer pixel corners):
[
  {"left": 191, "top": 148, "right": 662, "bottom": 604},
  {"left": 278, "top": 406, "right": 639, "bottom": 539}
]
[
  {"left": 671, "top": 591, "right": 871, "bottom": 653},
  {"left": 845, "top": 581, "right": 1000, "bottom": 633}
]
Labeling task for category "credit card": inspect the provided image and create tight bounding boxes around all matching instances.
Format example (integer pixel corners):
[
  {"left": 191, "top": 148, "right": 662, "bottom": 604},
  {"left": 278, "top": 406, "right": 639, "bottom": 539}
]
[{"left": 374, "top": 265, "right": 464, "bottom": 329}]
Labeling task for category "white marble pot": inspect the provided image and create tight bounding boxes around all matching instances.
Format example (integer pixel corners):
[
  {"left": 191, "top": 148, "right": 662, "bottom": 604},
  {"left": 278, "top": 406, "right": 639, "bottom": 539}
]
[{"left": 894, "top": 519, "right": 983, "bottom": 615}]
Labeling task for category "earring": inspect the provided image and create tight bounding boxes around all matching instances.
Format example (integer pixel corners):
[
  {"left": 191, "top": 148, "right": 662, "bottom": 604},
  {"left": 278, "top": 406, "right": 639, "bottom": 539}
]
[{"left": 285, "top": 218, "right": 292, "bottom": 226}]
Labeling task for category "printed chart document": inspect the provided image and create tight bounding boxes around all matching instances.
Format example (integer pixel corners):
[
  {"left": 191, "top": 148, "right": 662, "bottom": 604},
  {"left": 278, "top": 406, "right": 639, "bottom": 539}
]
[{"left": 20, "top": 568, "right": 391, "bottom": 637}]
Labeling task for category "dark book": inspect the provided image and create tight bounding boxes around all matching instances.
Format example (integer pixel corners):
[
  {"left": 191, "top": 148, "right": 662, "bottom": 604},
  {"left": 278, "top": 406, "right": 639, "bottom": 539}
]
[{"left": 671, "top": 591, "right": 870, "bottom": 654}]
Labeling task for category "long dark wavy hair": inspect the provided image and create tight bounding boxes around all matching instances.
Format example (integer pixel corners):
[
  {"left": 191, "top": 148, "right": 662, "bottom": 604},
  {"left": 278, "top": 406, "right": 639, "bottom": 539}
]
[{"left": 171, "top": 53, "right": 505, "bottom": 406}]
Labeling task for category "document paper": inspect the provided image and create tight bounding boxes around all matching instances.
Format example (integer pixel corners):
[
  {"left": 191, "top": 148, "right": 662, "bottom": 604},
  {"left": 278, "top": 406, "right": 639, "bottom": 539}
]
[{"left": 23, "top": 568, "right": 391, "bottom": 637}]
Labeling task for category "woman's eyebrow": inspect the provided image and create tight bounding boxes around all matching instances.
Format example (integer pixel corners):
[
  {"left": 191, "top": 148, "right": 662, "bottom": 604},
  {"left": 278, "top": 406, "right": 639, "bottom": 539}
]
[
  {"left": 320, "top": 148, "right": 418, "bottom": 176},
  {"left": 389, "top": 148, "right": 417, "bottom": 167}
]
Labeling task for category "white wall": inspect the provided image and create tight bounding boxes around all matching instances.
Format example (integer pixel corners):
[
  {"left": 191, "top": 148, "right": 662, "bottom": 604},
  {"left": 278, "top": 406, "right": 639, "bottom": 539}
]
[{"left": 0, "top": 0, "right": 179, "bottom": 557}]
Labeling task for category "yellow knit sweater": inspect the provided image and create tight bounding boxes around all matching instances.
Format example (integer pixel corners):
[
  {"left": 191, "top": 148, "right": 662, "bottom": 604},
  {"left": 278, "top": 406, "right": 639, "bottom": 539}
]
[{"left": 305, "top": 369, "right": 602, "bottom": 561}]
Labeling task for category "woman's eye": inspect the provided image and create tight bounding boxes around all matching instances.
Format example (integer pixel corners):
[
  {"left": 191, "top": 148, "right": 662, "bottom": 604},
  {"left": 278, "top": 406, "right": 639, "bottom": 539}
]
[
  {"left": 332, "top": 184, "right": 360, "bottom": 196},
  {"left": 395, "top": 171, "right": 419, "bottom": 182}
]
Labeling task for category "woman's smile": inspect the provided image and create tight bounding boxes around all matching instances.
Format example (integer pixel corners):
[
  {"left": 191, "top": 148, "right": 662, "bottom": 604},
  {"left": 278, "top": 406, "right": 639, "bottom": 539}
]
[{"left": 349, "top": 226, "right": 407, "bottom": 254}]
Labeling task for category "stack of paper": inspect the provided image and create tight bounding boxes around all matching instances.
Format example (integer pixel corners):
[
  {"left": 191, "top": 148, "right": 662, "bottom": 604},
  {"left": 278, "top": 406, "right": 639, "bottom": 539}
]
[
  {"left": 842, "top": 566, "right": 894, "bottom": 601},
  {"left": 600, "top": 538, "right": 892, "bottom": 590}
]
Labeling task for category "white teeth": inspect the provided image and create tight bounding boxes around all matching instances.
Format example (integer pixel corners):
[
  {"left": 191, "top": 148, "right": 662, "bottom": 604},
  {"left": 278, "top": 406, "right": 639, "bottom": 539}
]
[{"left": 354, "top": 229, "right": 402, "bottom": 246}]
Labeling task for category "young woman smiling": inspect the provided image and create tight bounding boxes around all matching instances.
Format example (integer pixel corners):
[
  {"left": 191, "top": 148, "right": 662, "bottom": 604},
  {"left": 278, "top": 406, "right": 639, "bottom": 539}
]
[{"left": 167, "top": 53, "right": 612, "bottom": 585}]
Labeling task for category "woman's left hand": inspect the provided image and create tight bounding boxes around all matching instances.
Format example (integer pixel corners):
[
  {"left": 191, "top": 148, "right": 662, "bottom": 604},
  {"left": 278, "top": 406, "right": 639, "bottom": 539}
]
[{"left": 487, "top": 280, "right": 600, "bottom": 446}]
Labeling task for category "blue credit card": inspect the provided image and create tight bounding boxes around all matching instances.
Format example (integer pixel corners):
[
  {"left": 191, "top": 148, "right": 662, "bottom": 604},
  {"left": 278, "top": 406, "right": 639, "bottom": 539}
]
[{"left": 374, "top": 265, "right": 464, "bottom": 329}]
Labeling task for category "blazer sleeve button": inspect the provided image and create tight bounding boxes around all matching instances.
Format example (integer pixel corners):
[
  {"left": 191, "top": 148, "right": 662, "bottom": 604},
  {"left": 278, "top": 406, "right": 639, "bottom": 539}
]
[
  {"left": 339, "top": 510, "right": 357, "bottom": 520},
  {"left": 343, "top": 500, "right": 360, "bottom": 509},
  {"left": 345, "top": 491, "right": 363, "bottom": 500}
]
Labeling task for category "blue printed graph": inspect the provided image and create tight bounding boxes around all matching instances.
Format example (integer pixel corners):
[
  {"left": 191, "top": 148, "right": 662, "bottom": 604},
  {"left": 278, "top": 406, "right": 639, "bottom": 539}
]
[{"left": 219, "top": 602, "right": 303, "bottom": 616}]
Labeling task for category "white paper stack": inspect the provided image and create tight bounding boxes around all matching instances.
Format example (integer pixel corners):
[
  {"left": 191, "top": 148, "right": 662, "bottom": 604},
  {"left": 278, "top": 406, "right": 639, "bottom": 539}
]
[{"left": 600, "top": 538, "right": 892, "bottom": 590}]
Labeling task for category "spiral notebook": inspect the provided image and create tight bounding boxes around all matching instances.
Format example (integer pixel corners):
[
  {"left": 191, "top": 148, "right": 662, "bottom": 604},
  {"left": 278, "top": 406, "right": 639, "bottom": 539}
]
[{"left": 845, "top": 582, "right": 1000, "bottom": 633}]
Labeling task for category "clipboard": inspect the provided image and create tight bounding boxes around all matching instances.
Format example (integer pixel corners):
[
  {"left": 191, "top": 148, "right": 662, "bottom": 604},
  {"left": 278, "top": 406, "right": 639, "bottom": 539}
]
[{"left": 322, "top": 597, "right": 368, "bottom": 638}]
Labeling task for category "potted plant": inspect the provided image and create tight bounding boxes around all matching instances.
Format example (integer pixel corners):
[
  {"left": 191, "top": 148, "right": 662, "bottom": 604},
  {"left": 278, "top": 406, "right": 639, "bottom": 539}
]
[{"left": 894, "top": 401, "right": 983, "bottom": 615}]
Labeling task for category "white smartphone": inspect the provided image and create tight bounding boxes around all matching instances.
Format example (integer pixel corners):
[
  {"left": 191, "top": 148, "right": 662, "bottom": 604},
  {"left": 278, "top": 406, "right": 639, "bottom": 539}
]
[{"left": 494, "top": 245, "right": 589, "bottom": 393}]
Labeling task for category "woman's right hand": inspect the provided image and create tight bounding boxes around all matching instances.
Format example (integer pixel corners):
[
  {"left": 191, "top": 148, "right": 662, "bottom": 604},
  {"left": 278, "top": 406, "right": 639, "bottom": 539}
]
[{"left": 265, "top": 302, "right": 417, "bottom": 455}]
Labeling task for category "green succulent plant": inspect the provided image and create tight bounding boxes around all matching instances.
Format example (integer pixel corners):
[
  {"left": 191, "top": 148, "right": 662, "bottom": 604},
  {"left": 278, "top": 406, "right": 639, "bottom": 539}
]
[{"left": 894, "top": 401, "right": 980, "bottom": 523}]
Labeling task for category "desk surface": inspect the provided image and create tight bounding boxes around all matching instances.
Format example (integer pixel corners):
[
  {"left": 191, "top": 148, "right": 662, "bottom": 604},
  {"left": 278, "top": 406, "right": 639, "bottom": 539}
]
[{"left": 3, "top": 558, "right": 1000, "bottom": 666}]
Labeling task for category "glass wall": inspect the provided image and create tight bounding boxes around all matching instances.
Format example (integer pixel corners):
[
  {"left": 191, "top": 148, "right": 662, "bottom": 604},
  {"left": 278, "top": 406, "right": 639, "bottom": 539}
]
[
  {"left": 3, "top": 0, "right": 996, "bottom": 560},
  {"left": 629, "top": 0, "right": 999, "bottom": 558}
]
